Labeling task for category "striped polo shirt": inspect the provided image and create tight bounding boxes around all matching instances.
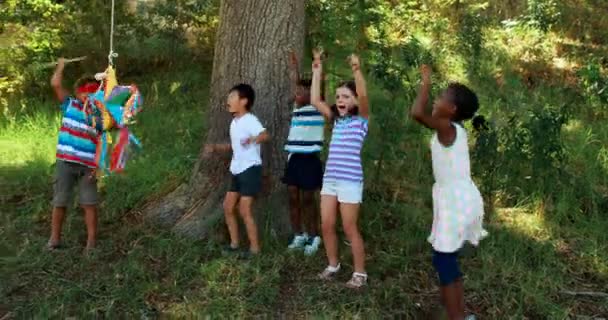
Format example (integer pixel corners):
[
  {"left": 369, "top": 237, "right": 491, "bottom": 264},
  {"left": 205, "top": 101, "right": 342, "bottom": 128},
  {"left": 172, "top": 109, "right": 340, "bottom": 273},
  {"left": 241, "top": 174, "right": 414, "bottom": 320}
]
[
  {"left": 56, "top": 97, "right": 99, "bottom": 168},
  {"left": 324, "top": 116, "right": 368, "bottom": 182},
  {"left": 284, "top": 104, "right": 325, "bottom": 154}
]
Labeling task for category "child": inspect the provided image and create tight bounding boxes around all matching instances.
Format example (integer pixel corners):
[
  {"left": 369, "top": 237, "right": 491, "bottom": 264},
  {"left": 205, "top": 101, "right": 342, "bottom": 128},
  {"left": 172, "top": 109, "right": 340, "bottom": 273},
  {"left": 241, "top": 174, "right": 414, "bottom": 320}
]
[
  {"left": 48, "top": 58, "right": 101, "bottom": 251},
  {"left": 410, "top": 65, "right": 487, "bottom": 320},
  {"left": 310, "top": 49, "right": 370, "bottom": 289},
  {"left": 205, "top": 83, "right": 269, "bottom": 258},
  {"left": 283, "top": 51, "right": 325, "bottom": 255}
]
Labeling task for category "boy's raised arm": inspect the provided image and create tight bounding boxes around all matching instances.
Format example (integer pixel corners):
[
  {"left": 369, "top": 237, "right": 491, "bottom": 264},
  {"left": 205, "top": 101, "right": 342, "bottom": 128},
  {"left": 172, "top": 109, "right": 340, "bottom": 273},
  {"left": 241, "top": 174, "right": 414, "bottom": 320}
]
[{"left": 50, "top": 58, "right": 69, "bottom": 102}]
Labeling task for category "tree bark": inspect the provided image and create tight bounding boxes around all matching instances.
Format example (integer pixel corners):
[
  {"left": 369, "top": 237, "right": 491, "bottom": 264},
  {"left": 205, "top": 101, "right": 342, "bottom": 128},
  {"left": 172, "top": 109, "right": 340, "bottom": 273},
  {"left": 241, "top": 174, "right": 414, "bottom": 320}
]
[{"left": 144, "top": 0, "right": 306, "bottom": 239}]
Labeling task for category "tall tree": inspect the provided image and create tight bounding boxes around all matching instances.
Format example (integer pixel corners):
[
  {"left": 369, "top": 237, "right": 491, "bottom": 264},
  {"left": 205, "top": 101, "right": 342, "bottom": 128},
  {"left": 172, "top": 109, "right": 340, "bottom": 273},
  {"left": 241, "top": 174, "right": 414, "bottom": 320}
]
[{"left": 145, "top": 0, "right": 307, "bottom": 238}]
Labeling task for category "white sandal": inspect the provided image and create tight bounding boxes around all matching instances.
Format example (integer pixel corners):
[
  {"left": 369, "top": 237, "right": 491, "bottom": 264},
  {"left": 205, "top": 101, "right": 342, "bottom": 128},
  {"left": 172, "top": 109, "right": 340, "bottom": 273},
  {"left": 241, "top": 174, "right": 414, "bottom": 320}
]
[
  {"left": 318, "top": 264, "right": 341, "bottom": 281},
  {"left": 345, "top": 272, "right": 368, "bottom": 289}
]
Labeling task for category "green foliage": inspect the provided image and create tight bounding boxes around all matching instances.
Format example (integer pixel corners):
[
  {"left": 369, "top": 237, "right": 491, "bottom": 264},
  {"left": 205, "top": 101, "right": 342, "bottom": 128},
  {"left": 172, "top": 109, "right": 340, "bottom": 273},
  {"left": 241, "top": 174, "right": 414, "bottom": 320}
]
[
  {"left": 457, "top": 11, "right": 486, "bottom": 75},
  {"left": 2, "top": 0, "right": 608, "bottom": 318},
  {"left": 578, "top": 61, "right": 608, "bottom": 117},
  {"left": 0, "top": 0, "right": 69, "bottom": 115},
  {"left": 488, "top": 101, "right": 570, "bottom": 200},
  {"left": 0, "top": 0, "right": 219, "bottom": 117},
  {"left": 525, "top": 0, "right": 561, "bottom": 32}
]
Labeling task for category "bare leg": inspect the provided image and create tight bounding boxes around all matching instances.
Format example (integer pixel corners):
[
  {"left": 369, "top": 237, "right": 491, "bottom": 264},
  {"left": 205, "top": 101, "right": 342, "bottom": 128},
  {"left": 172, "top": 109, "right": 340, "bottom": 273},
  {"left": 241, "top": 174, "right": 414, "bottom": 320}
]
[
  {"left": 50, "top": 207, "right": 67, "bottom": 246},
  {"left": 223, "top": 192, "right": 240, "bottom": 248},
  {"left": 239, "top": 196, "right": 260, "bottom": 253},
  {"left": 320, "top": 195, "right": 339, "bottom": 267},
  {"left": 442, "top": 279, "right": 465, "bottom": 320},
  {"left": 81, "top": 205, "right": 98, "bottom": 249},
  {"left": 340, "top": 203, "right": 365, "bottom": 273},
  {"left": 288, "top": 186, "right": 301, "bottom": 234},
  {"left": 302, "top": 190, "right": 319, "bottom": 236}
]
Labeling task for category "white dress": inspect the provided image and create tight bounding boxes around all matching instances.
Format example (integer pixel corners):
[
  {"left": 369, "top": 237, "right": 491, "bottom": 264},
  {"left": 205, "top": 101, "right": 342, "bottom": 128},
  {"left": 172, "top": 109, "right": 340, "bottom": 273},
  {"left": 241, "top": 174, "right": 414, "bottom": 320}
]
[{"left": 429, "top": 124, "right": 488, "bottom": 253}]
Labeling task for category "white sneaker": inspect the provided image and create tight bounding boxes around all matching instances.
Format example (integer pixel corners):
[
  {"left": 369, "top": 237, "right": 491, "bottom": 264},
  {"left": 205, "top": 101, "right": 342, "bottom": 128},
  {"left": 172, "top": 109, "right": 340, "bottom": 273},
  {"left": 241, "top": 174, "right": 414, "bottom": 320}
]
[
  {"left": 288, "top": 233, "right": 309, "bottom": 249},
  {"left": 304, "top": 236, "right": 321, "bottom": 256}
]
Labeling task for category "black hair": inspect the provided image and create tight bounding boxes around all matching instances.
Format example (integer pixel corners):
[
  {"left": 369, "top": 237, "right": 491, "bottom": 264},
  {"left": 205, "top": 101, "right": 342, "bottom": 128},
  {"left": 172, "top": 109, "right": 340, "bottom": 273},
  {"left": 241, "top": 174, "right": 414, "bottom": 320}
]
[
  {"left": 446, "top": 82, "right": 479, "bottom": 122},
  {"left": 297, "top": 79, "right": 312, "bottom": 89},
  {"left": 73, "top": 75, "right": 98, "bottom": 91},
  {"left": 230, "top": 83, "right": 255, "bottom": 110},
  {"left": 472, "top": 115, "right": 489, "bottom": 132},
  {"left": 331, "top": 80, "right": 359, "bottom": 118}
]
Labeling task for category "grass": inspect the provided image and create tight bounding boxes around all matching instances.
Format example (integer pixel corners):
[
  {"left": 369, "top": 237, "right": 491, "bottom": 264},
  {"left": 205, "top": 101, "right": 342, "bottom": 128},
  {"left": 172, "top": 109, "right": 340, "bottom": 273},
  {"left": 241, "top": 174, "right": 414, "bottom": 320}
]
[{"left": 2, "top": 63, "right": 608, "bottom": 318}]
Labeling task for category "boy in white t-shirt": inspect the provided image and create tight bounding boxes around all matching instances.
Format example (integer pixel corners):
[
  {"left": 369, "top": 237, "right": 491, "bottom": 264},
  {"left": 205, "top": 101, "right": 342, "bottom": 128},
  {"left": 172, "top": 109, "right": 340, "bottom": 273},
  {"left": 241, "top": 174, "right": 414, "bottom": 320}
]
[{"left": 205, "top": 84, "right": 269, "bottom": 257}]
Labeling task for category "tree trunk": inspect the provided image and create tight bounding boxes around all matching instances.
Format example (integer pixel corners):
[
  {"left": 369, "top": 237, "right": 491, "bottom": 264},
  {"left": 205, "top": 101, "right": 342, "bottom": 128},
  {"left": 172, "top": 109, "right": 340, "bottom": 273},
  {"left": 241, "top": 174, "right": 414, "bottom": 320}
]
[{"left": 144, "top": 0, "right": 306, "bottom": 239}]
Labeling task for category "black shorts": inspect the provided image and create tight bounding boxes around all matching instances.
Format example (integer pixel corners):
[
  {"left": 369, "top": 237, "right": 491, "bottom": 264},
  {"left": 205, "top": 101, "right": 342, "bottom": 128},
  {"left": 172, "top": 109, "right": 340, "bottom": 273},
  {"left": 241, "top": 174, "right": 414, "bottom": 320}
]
[
  {"left": 229, "top": 165, "right": 262, "bottom": 197},
  {"left": 282, "top": 153, "right": 323, "bottom": 190}
]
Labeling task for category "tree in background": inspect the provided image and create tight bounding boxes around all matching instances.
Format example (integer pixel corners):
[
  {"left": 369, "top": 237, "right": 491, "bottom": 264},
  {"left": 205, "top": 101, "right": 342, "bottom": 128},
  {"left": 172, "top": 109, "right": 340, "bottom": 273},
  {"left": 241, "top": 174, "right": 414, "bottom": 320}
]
[{"left": 145, "top": 0, "right": 306, "bottom": 239}]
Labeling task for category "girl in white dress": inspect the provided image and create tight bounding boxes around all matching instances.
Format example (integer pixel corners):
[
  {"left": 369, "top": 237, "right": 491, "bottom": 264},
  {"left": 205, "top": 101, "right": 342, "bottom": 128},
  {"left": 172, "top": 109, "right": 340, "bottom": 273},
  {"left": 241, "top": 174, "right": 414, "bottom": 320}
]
[{"left": 411, "top": 65, "right": 487, "bottom": 320}]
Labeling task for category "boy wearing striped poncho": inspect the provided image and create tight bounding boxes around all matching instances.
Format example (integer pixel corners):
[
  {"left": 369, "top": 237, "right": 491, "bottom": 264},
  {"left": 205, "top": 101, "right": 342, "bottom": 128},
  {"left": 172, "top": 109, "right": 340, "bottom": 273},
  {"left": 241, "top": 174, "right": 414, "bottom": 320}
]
[{"left": 48, "top": 58, "right": 101, "bottom": 252}]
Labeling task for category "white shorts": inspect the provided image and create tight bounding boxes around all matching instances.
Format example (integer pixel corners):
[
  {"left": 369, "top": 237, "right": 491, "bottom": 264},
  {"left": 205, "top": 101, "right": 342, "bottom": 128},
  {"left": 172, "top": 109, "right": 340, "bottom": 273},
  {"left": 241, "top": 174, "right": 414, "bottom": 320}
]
[{"left": 320, "top": 179, "right": 364, "bottom": 204}]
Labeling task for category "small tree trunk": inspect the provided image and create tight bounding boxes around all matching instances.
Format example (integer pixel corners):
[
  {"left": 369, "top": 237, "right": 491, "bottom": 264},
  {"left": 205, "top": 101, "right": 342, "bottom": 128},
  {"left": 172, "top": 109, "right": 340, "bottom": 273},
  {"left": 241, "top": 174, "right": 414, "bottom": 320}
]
[{"left": 144, "top": 0, "right": 306, "bottom": 239}]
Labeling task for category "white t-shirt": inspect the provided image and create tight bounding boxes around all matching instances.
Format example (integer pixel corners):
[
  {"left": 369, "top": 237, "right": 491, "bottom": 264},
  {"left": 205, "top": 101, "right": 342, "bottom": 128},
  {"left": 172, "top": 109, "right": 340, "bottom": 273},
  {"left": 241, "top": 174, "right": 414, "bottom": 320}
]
[{"left": 229, "top": 113, "right": 266, "bottom": 175}]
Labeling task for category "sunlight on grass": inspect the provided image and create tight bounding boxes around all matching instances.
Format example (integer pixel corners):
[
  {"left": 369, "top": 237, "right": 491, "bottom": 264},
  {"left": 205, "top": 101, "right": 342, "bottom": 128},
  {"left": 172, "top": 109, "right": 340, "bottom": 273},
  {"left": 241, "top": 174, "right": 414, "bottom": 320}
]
[
  {"left": 494, "top": 206, "right": 553, "bottom": 243},
  {"left": 0, "top": 111, "right": 59, "bottom": 167},
  {"left": 563, "top": 119, "right": 583, "bottom": 133}
]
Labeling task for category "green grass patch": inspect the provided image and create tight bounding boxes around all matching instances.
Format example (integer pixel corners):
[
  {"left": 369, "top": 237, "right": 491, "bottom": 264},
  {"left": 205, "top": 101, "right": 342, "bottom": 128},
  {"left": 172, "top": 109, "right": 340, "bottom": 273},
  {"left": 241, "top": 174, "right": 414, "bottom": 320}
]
[{"left": 2, "top": 66, "right": 607, "bottom": 319}]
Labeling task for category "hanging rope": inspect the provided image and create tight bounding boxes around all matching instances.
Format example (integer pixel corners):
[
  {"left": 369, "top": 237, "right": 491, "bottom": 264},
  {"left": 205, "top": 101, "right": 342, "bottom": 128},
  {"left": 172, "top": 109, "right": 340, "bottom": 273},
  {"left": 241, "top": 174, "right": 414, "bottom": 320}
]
[{"left": 108, "top": 0, "right": 118, "bottom": 66}]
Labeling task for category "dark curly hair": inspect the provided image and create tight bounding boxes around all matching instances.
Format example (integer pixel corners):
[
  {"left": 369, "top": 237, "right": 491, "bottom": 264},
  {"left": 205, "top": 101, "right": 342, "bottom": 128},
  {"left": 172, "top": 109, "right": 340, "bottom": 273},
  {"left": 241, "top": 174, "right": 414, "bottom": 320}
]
[{"left": 446, "top": 82, "right": 479, "bottom": 122}]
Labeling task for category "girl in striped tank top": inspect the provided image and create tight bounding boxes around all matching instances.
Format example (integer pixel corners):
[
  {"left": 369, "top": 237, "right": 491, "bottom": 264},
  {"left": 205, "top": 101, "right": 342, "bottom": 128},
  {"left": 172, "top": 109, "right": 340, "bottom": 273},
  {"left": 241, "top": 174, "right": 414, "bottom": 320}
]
[{"left": 310, "top": 49, "right": 370, "bottom": 289}]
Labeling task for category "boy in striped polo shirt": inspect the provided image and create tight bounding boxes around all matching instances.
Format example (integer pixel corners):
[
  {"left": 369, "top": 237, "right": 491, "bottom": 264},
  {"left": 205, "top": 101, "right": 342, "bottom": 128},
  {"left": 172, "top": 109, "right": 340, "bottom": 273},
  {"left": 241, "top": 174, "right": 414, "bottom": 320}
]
[
  {"left": 48, "top": 58, "right": 101, "bottom": 252},
  {"left": 283, "top": 51, "right": 325, "bottom": 255}
]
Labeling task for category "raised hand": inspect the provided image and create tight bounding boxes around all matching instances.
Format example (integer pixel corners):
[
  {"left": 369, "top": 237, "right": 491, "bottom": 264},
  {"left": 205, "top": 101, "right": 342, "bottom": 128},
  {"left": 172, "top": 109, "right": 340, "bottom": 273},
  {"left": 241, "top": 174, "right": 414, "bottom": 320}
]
[
  {"left": 310, "top": 48, "right": 332, "bottom": 119},
  {"left": 313, "top": 48, "right": 323, "bottom": 68},
  {"left": 51, "top": 57, "right": 67, "bottom": 99},
  {"left": 349, "top": 54, "right": 361, "bottom": 71},
  {"left": 288, "top": 50, "right": 298, "bottom": 68},
  {"left": 420, "top": 64, "right": 432, "bottom": 84}
]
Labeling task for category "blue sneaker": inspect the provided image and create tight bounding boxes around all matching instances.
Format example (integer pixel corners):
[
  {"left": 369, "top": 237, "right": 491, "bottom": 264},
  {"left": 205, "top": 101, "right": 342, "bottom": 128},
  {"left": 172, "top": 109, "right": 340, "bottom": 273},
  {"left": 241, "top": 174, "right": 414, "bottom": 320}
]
[
  {"left": 304, "top": 236, "right": 322, "bottom": 256},
  {"left": 288, "top": 233, "right": 309, "bottom": 250}
]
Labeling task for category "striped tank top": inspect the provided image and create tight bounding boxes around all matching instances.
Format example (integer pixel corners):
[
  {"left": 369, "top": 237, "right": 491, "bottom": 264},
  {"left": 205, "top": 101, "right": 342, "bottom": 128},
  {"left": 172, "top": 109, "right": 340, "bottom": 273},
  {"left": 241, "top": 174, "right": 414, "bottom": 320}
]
[{"left": 324, "top": 116, "right": 368, "bottom": 182}]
